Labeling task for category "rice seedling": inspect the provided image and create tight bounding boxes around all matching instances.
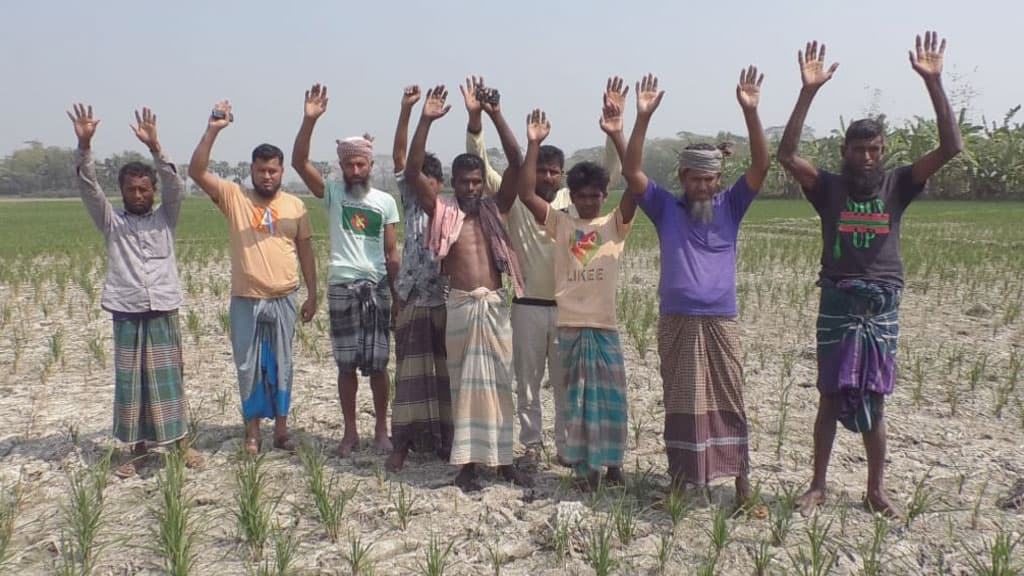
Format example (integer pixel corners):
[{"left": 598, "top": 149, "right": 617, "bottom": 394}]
[
  {"left": 186, "top": 309, "right": 202, "bottom": 344},
  {"left": 56, "top": 450, "right": 113, "bottom": 576},
  {"left": 665, "top": 488, "right": 691, "bottom": 532},
  {"left": 611, "top": 493, "right": 638, "bottom": 545},
  {"left": 583, "top": 517, "right": 616, "bottom": 576},
  {"left": 298, "top": 442, "right": 355, "bottom": 541},
  {"left": 389, "top": 481, "right": 418, "bottom": 531},
  {"left": 655, "top": 533, "right": 673, "bottom": 575},
  {"left": 749, "top": 539, "right": 775, "bottom": 576},
  {"left": 151, "top": 448, "right": 200, "bottom": 576},
  {"left": 49, "top": 327, "right": 64, "bottom": 369},
  {"left": 705, "top": 506, "right": 731, "bottom": 561},
  {"left": 484, "top": 538, "right": 509, "bottom": 576},
  {"left": 775, "top": 379, "right": 792, "bottom": 459},
  {"left": 963, "top": 527, "right": 1022, "bottom": 576},
  {"left": 342, "top": 531, "right": 376, "bottom": 576},
  {"left": 0, "top": 477, "right": 24, "bottom": 570},
  {"left": 971, "top": 477, "right": 989, "bottom": 530},
  {"left": 253, "top": 525, "right": 299, "bottom": 576},
  {"left": 787, "top": 515, "right": 836, "bottom": 576},
  {"left": 860, "top": 514, "right": 889, "bottom": 576},
  {"left": 234, "top": 453, "right": 273, "bottom": 561},
  {"left": 905, "top": 470, "right": 940, "bottom": 528},
  {"left": 770, "top": 482, "right": 799, "bottom": 546},
  {"left": 416, "top": 533, "right": 455, "bottom": 576},
  {"left": 218, "top": 308, "right": 231, "bottom": 336}
]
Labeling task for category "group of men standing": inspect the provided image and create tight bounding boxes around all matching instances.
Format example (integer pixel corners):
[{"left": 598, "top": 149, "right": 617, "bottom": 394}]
[{"left": 75, "top": 31, "right": 962, "bottom": 515}]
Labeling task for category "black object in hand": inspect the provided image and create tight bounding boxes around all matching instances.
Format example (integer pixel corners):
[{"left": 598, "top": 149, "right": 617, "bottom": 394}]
[
  {"left": 211, "top": 109, "right": 234, "bottom": 122},
  {"left": 475, "top": 87, "right": 500, "bottom": 106}
]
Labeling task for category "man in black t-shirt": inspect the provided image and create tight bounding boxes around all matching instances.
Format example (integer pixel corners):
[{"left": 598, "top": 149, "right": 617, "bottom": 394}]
[{"left": 777, "top": 31, "right": 963, "bottom": 518}]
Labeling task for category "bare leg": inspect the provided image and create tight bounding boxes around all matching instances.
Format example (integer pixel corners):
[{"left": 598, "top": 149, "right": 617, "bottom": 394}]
[
  {"left": 244, "top": 419, "right": 261, "bottom": 454},
  {"left": 454, "top": 464, "right": 481, "bottom": 492},
  {"left": 798, "top": 394, "right": 839, "bottom": 515},
  {"left": 604, "top": 466, "right": 625, "bottom": 486},
  {"left": 386, "top": 445, "right": 408, "bottom": 473},
  {"left": 862, "top": 399, "right": 900, "bottom": 517},
  {"left": 272, "top": 415, "right": 295, "bottom": 451},
  {"left": 337, "top": 370, "right": 360, "bottom": 456},
  {"left": 369, "top": 371, "right": 393, "bottom": 451}
]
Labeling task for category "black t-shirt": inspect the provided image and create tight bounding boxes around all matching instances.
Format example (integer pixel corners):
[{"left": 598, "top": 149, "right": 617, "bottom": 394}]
[{"left": 804, "top": 166, "right": 925, "bottom": 288}]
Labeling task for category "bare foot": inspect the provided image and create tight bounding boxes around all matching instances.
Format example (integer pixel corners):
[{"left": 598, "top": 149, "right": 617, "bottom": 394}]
[
  {"left": 604, "top": 467, "right": 626, "bottom": 487},
  {"left": 183, "top": 448, "right": 205, "bottom": 469},
  {"left": 864, "top": 491, "right": 903, "bottom": 520},
  {"left": 797, "top": 486, "right": 827, "bottom": 517},
  {"left": 337, "top": 434, "right": 359, "bottom": 458},
  {"left": 273, "top": 435, "right": 297, "bottom": 453},
  {"left": 454, "top": 465, "right": 482, "bottom": 492},
  {"left": 244, "top": 436, "right": 260, "bottom": 456},
  {"left": 114, "top": 462, "right": 136, "bottom": 479},
  {"left": 132, "top": 443, "right": 149, "bottom": 456},
  {"left": 373, "top": 431, "right": 393, "bottom": 453},
  {"left": 498, "top": 465, "right": 534, "bottom": 488},
  {"left": 386, "top": 448, "right": 408, "bottom": 473}
]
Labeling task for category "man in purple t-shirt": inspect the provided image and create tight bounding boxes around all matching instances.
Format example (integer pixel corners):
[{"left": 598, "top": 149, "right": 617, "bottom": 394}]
[
  {"left": 777, "top": 32, "right": 963, "bottom": 518},
  {"left": 622, "top": 69, "right": 770, "bottom": 505}
]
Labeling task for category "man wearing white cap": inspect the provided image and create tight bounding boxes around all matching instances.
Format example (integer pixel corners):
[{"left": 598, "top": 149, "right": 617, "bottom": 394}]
[{"left": 292, "top": 83, "right": 401, "bottom": 456}]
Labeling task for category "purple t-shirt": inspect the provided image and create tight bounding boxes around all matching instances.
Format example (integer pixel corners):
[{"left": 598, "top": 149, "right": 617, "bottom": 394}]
[{"left": 639, "top": 176, "right": 756, "bottom": 316}]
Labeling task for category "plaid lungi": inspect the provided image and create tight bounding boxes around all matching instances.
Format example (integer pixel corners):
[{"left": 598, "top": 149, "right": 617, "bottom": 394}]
[
  {"left": 112, "top": 310, "right": 187, "bottom": 444},
  {"left": 329, "top": 280, "right": 392, "bottom": 375},
  {"left": 446, "top": 288, "right": 515, "bottom": 467},
  {"left": 391, "top": 302, "right": 452, "bottom": 458},
  {"left": 559, "top": 327, "right": 628, "bottom": 474},
  {"left": 658, "top": 315, "right": 749, "bottom": 486}
]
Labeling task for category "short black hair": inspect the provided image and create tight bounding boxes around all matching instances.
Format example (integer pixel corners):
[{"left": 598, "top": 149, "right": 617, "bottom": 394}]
[
  {"left": 538, "top": 145, "right": 565, "bottom": 169},
  {"left": 251, "top": 143, "right": 284, "bottom": 164},
  {"left": 566, "top": 161, "right": 609, "bottom": 195},
  {"left": 451, "top": 153, "right": 484, "bottom": 178},
  {"left": 845, "top": 118, "right": 885, "bottom": 144},
  {"left": 422, "top": 152, "right": 443, "bottom": 182},
  {"left": 118, "top": 162, "right": 157, "bottom": 189}
]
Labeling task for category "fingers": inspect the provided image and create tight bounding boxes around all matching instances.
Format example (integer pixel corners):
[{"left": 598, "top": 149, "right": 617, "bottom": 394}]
[{"left": 827, "top": 62, "right": 839, "bottom": 76}]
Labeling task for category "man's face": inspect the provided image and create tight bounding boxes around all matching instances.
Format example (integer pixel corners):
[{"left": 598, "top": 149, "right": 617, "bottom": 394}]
[
  {"left": 121, "top": 175, "right": 155, "bottom": 215},
  {"left": 341, "top": 156, "right": 373, "bottom": 191},
  {"left": 251, "top": 158, "right": 283, "bottom": 198},
  {"left": 842, "top": 136, "right": 885, "bottom": 197},
  {"left": 570, "top": 185, "right": 606, "bottom": 219},
  {"left": 452, "top": 168, "right": 484, "bottom": 215},
  {"left": 536, "top": 162, "right": 563, "bottom": 202},
  {"left": 679, "top": 169, "right": 720, "bottom": 202}
]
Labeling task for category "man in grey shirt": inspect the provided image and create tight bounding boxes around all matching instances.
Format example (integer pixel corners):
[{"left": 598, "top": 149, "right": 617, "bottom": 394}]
[{"left": 70, "top": 104, "right": 203, "bottom": 478}]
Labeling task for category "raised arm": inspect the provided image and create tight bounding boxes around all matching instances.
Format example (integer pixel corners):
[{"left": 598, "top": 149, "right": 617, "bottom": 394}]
[
  {"left": 607, "top": 100, "right": 637, "bottom": 225},
  {"left": 622, "top": 74, "right": 665, "bottom": 199},
  {"left": 735, "top": 66, "right": 769, "bottom": 193},
  {"left": 392, "top": 85, "right": 421, "bottom": 173},
  {"left": 188, "top": 100, "right": 233, "bottom": 203},
  {"left": 481, "top": 90, "right": 524, "bottom": 213},
  {"left": 908, "top": 31, "right": 963, "bottom": 185},
  {"left": 777, "top": 42, "right": 839, "bottom": 191},
  {"left": 405, "top": 85, "right": 452, "bottom": 217},
  {"left": 601, "top": 76, "right": 629, "bottom": 174},
  {"left": 461, "top": 76, "right": 504, "bottom": 195},
  {"left": 291, "top": 83, "right": 329, "bottom": 198},
  {"left": 68, "top": 103, "right": 111, "bottom": 231},
  {"left": 130, "top": 107, "right": 184, "bottom": 225},
  {"left": 518, "top": 109, "right": 553, "bottom": 225}
]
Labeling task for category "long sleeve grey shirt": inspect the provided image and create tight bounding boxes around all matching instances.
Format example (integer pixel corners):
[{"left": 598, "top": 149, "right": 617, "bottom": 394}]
[{"left": 76, "top": 148, "right": 184, "bottom": 313}]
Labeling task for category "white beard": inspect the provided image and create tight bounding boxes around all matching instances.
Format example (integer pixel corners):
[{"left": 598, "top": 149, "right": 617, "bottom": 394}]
[
  {"left": 690, "top": 198, "right": 714, "bottom": 225},
  {"left": 346, "top": 181, "right": 369, "bottom": 198}
]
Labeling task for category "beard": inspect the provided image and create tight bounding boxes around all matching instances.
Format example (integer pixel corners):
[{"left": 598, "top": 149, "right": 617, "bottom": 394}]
[
  {"left": 345, "top": 180, "right": 369, "bottom": 198},
  {"left": 536, "top": 185, "right": 558, "bottom": 203},
  {"left": 457, "top": 193, "right": 482, "bottom": 215},
  {"left": 689, "top": 198, "right": 714, "bottom": 225},
  {"left": 252, "top": 177, "right": 279, "bottom": 198},
  {"left": 842, "top": 162, "right": 885, "bottom": 200},
  {"left": 124, "top": 200, "right": 152, "bottom": 215}
]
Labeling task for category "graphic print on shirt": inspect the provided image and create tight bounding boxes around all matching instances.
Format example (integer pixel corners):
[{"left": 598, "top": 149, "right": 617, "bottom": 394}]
[
  {"left": 251, "top": 205, "right": 279, "bottom": 235},
  {"left": 341, "top": 203, "right": 383, "bottom": 238},
  {"left": 567, "top": 228, "right": 605, "bottom": 281},
  {"left": 835, "top": 196, "right": 889, "bottom": 258}
]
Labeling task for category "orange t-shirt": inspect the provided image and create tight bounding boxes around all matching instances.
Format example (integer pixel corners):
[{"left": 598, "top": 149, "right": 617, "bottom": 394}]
[{"left": 215, "top": 181, "right": 312, "bottom": 298}]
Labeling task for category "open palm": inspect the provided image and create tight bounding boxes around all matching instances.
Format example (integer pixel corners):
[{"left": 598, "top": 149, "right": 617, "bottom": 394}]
[
  {"left": 67, "top": 103, "right": 100, "bottom": 144},
  {"left": 910, "top": 30, "right": 946, "bottom": 80},
  {"left": 799, "top": 41, "right": 838, "bottom": 89},
  {"left": 736, "top": 65, "right": 764, "bottom": 110},
  {"left": 130, "top": 107, "right": 159, "bottom": 149},
  {"left": 422, "top": 85, "right": 451, "bottom": 120},
  {"left": 304, "top": 84, "right": 328, "bottom": 120},
  {"left": 635, "top": 73, "right": 664, "bottom": 116},
  {"left": 527, "top": 109, "right": 550, "bottom": 142}
]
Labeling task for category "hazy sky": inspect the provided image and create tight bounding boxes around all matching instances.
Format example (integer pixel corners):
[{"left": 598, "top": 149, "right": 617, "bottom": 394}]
[{"left": 2, "top": 0, "right": 1019, "bottom": 165}]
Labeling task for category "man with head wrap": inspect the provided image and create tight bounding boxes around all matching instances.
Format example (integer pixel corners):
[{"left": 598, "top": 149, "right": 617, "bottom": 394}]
[
  {"left": 777, "top": 33, "right": 963, "bottom": 518},
  {"left": 622, "top": 69, "right": 770, "bottom": 506},
  {"left": 291, "top": 84, "right": 401, "bottom": 457}
]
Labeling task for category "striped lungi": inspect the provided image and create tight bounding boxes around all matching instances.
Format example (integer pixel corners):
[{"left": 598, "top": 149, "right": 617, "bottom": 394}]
[
  {"left": 559, "top": 327, "right": 628, "bottom": 474},
  {"left": 658, "top": 315, "right": 749, "bottom": 486},
  {"left": 391, "top": 302, "right": 452, "bottom": 458},
  {"left": 112, "top": 310, "right": 187, "bottom": 444},
  {"left": 817, "top": 279, "right": 900, "bottom": 432},
  {"left": 446, "top": 288, "right": 515, "bottom": 467},
  {"left": 328, "top": 279, "right": 392, "bottom": 375}
]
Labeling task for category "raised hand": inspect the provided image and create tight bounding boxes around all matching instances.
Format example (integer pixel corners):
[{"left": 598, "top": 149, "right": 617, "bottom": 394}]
[
  {"left": 401, "top": 85, "right": 421, "bottom": 108},
  {"left": 599, "top": 99, "right": 623, "bottom": 135},
  {"left": 209, "top": 100, "right": 233, "bottom": 130},
  {"left": 304, "top": 83, "right": 329, "bottom": 120},
  {"left": 604, "top": 76, "right": 629, "bottom": 124},
  {"left": 526, "top": 109, "right": 550, "bottom": 143},
  {"left": 459, "top": 76, "right": 484, "bottom": 115},
  {"left": 798, "top": 41, "right": 839, "bottom": 90},
  {"left": 635, "top": 73, "right": 665, "bottom": 117},
  {"left": 736, "top": 65, "right": 764, "bottom": 111},
  {"left": 910, "top": 30, "right": 946, "bottom": 80},
  {"left": 422, "top": 85, "right": 452, "bottom": 121},
  {"left": 67, "top": 103, "right": 100, "bottom": 147},
  {"left": 130, "top": 107, "right": 160, "bottom": 152}
]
